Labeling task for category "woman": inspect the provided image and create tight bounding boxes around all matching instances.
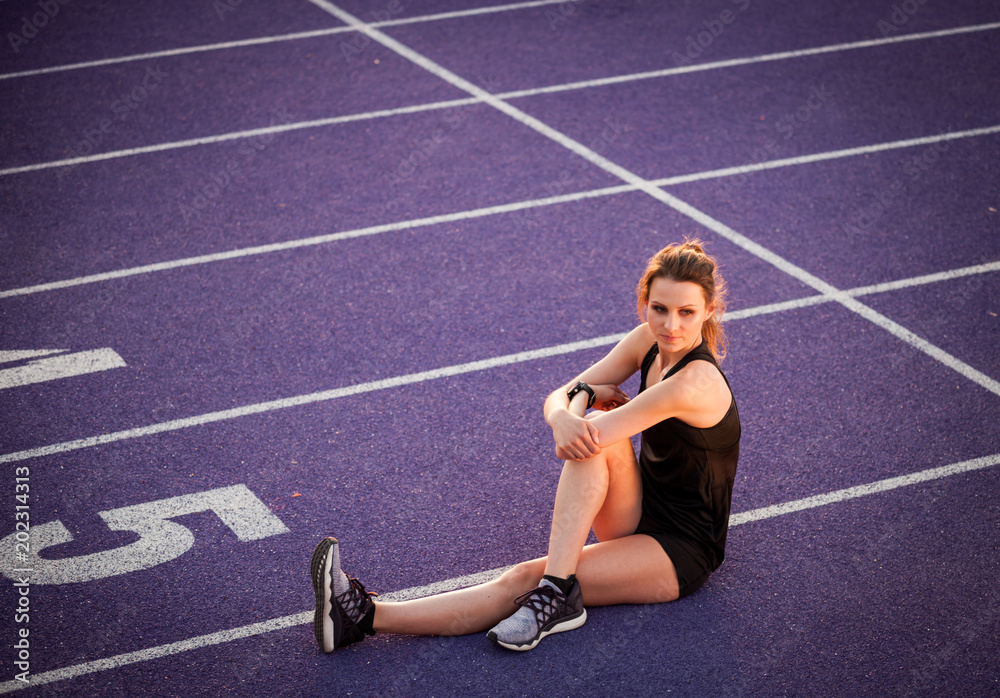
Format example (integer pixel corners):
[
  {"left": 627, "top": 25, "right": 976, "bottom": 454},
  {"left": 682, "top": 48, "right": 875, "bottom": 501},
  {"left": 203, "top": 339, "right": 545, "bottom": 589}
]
[{"left": 311, "top": 240, "right": 740, "bottom": 652}]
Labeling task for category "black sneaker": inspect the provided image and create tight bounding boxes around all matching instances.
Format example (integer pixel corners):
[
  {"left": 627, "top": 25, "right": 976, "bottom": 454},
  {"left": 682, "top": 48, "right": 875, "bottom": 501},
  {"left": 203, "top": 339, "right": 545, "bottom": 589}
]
[
  {"left": 487, "top": 577, "right": 586, "bottom": 651},
  {"left": 310, "top": 537, "right": 376, "bottom": 652}
]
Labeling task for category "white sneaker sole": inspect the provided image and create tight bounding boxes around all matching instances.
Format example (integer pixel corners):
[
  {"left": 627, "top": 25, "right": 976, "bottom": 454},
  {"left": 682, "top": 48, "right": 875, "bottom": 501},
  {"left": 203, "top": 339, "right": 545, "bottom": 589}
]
[
  {"left": 310, "top": 537, "right": 341, "bottom": 653},
  {"left": 490, "top": 608, "right": 587, "bottom": 651}
]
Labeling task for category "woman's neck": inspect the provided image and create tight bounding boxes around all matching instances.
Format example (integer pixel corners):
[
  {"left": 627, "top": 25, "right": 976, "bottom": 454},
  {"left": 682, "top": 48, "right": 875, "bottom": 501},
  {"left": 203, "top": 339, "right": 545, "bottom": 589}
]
[{"left": 657, "top": 335, "right": 703, "bottom": 373}]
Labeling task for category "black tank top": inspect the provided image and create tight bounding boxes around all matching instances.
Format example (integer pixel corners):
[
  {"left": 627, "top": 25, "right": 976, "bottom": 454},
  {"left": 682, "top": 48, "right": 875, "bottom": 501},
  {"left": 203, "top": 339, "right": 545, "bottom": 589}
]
[{"left": 636, "top": 339, "right": 741, "bottom": 572}]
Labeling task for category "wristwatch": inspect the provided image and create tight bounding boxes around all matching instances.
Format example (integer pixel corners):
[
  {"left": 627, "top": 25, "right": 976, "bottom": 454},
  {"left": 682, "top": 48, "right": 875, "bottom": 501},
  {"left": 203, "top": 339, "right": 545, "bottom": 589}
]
[{"left": 567, "top": 381, "right": 596, "bottom": 409}]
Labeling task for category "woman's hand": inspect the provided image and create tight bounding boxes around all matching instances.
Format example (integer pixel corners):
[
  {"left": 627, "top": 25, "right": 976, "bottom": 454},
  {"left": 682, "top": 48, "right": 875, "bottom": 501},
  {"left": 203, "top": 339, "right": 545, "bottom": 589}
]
[
  {"left": 590, "top": 383, "right": 629, "bottom": 412},
  {"left": 549, "top": 410, "right": 602, "bottom": 461}
]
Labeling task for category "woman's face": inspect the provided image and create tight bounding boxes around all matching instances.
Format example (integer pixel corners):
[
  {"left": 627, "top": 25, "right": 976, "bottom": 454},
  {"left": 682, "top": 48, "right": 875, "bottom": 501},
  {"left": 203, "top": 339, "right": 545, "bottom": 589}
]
[{"left": 646, "top": 277, "right": 715, "bottom": 352}]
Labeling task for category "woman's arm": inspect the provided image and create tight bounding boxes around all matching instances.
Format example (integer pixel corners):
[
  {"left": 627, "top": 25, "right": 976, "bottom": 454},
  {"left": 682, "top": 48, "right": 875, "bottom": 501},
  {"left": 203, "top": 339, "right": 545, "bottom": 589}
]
[
  {"left": 543, "top": 326, "right": 652, "bottom": 461},
  {"left": 543, "top": 383, "right": 599, "bottom": 461},
  {"left": 585, "top": 360, "right": 731, "bottom": 447}
]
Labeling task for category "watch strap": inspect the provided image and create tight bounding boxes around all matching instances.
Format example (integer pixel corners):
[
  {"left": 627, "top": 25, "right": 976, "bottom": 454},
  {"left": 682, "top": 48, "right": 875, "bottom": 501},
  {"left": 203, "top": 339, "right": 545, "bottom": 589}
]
[{"left": 567, "top": 381, "right": 596, "bottom": 409}]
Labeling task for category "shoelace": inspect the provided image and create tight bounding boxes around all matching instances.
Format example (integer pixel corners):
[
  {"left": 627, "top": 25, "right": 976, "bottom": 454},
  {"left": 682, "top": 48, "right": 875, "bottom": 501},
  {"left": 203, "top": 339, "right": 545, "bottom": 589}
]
[
  {"left": 336, "top": 575, "right": 378, "bottom": 622},
  {"left": 513, "top": 584, "right": 564, "bottom": 626}
]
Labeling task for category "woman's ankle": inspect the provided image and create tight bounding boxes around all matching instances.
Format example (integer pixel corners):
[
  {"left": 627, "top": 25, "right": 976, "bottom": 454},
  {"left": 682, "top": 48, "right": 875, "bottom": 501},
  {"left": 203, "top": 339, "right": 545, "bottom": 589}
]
[{"left": 542, "top": 574, "right": 576, "bottom": 596}]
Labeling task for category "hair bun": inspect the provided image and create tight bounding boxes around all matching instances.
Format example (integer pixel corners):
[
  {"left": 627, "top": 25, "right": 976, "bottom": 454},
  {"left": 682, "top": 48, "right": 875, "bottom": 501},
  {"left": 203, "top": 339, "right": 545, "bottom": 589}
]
[{"left": 681, "top": 239, "right": 705, "bottom": 255}]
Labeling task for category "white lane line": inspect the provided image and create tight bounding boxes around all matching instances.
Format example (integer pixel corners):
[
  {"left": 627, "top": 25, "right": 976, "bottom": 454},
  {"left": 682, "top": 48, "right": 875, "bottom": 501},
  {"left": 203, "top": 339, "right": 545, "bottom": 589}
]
[
  {"left": 2, "top": 451, "right": 996, "bottom": 694},
  {"left": 838, "top": 293, "right": 1000, "bottom": 395},
  {"left": 374, "top": 0, "right": 573, "bottom": 27},
  {"left": 0, "top": 184, "right": 633, "bottom": 298},
  {"left": 4, "top": 9, "right": 996, "bottom": 86},
  {"left": 307, "top": 1, "right": 1000, "bottom": 399},
  {"left": 729, "top": 453, "right": 1000, "bottom": 526},
  {"left": 663, "top": 195, "right": 1000, "bottom": 397},
  {"left": 724, "top": 295, "right": 829, "bottom": 321},
  {"left": 0, "top": 0, "right": 571, "bottom": 82},
  {"left": 5, "top": 22, "right": 998, "bottom": 178},
  {"left": 0, "top": 612, "right": 313, "bottom": 695},
  {"left": 0, "top": 333, "right": 625, "bottom": 464},
  {"left": 0, "top": 97, "right": 480, "bottom": 178},
  {"left": 3, "top": 123, "right": 997, "bottom": 300},
  {"left": 500, "top": 21, "right": 1000, "bottom": 100},
  {"left": 0, "top": 27, "right": 354, "bottom": 81},
  {"left": 845, "top": 261, "right": 1000, "bottom": 297},
  {"left": 3, "top": 261, "right": 998, "bottom": 464},
  {"left": 650, "top": 125, "right": 1000, "bottom": 188}
]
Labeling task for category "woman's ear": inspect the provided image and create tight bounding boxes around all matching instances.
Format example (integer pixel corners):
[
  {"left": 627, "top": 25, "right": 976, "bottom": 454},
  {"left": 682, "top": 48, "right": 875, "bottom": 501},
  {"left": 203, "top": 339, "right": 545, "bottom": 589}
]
[{"left": 705, "top": 299, "right": 717, "bottom": 320}]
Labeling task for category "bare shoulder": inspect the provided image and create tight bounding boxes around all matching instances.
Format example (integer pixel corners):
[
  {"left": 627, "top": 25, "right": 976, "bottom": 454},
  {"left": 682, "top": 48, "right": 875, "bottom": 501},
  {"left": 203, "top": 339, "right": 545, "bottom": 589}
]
[
  {"left": 672, "top": 358, "right": 725, "bottom": 391},
  {"left": 621, "top": 324, "right": 657, "bottom": 364},
  {"left": 575, "top": 324, "right": 657, "bottom": 387},
  {"left": 668, "top": 359, "right": 732, "bottom": 426}
]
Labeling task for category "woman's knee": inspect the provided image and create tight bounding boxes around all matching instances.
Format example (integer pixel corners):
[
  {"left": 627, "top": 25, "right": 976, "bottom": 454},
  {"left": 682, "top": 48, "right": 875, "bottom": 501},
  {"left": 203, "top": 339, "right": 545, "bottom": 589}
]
[
  {"left": 498, "top": 559, "right": 545, "bottom": 595},
  {"left": 601, "top": 438, "right": 638, "bottom": 477}
]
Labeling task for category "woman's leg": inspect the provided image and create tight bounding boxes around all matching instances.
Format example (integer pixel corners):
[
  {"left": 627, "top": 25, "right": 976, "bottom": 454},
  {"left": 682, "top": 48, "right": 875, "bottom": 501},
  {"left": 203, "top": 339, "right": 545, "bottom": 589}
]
[
  {"left": 373, "top": 437, "right": 652, "bottom": 636},
  {"left": 544, "top": 436, "right": 643, "bottom": 578},
  {"left": 573, "top": 534, "right": 679, "bottom": 605},
  {"left": 484, "top": 437, "right": 676, "bottom": 649},
  {"left": 372, "top": 532, "right": 679, "bottom": 636},
  {"left": 373, "top": 559, "right": 546, "bottom": 636}
]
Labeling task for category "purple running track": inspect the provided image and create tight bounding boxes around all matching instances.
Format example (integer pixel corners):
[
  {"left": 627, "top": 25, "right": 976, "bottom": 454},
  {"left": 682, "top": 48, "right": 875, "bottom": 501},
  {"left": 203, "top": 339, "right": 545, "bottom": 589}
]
[{"left": 1, "top": 0, "right": 998, "bottom": 695}]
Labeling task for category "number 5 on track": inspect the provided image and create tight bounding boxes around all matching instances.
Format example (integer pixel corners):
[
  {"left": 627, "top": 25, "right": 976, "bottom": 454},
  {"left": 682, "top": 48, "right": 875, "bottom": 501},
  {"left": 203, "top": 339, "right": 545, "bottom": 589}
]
[{"left": 0, "top": 484, "right": 289, "bottom": 585}]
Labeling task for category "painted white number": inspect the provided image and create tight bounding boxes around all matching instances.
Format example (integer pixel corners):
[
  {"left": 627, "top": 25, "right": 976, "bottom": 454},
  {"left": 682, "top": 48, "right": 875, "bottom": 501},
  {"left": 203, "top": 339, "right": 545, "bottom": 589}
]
[
  {"left": 0, "top": 348, "right": 126, "bottom": 389},
  {"left": 1, "top": 484, "right": 289, "bottom": 585}
]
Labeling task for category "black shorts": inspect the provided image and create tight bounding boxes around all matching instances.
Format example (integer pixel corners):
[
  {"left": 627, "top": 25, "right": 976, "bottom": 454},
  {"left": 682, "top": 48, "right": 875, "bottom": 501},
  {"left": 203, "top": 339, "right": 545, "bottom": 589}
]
[{"left": 636, "top": 529, "right": 714, "bottom": 599}]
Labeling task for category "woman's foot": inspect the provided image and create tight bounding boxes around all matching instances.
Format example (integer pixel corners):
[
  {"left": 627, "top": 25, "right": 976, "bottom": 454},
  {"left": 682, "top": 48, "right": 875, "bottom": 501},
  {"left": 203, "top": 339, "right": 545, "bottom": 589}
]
[
  {"left": 487, "top": 576, "right": 586, "bottom": 651},
  {"left": 310, "top": 537, "right": 377, "bottom": 652}
]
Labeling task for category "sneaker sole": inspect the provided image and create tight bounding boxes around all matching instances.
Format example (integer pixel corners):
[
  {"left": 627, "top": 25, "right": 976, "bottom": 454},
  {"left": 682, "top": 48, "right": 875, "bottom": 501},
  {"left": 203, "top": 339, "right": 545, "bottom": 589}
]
[
  {"left": 310, "top": 537, "right": 342, "bottom": 653},
  {"left": 488, "top": 608, "right": 587, "bottom": 651}
]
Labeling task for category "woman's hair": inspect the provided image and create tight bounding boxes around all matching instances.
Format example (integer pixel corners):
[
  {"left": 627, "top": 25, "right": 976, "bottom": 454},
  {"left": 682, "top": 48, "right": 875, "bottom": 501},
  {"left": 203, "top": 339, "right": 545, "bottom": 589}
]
[{"left": 636, "top": 239, "right": 729, "bottom": 362}]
